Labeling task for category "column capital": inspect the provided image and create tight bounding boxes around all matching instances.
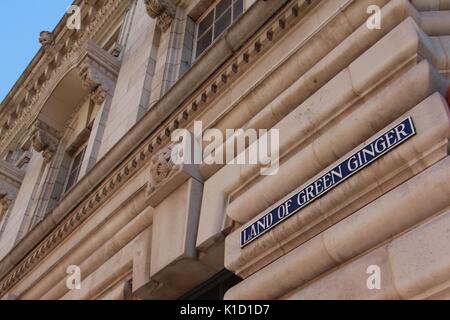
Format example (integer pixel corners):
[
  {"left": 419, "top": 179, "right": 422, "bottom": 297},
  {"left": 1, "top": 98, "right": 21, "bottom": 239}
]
[
  {"left": 144, "top": 0, "right": 178, "bottom": 31},
  {"left": 31, "top": 121, "right": 60, "bottom": 163}
]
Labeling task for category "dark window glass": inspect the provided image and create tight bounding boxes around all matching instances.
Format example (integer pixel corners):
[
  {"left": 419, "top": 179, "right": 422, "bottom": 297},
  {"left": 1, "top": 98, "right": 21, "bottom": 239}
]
[
  {"left": 214, "top": 8, "right": 231, "bottom": 39},
  {"left": 179, "top": 269, "right": 242, "bottom": 300},
  {"left": 65, "top": 146, "right": 86, "bottom": 193},
  {"left": 198, "top": 11, "right": 214, "bottom": 38},
  {"left": 233, "top": 0, "right": 244, "bottom": 20},
  {"left": 216, "top": 0, "right": 232, "bottom": 19},
  {"left": 196, "top": 29, "right": 213, "bottom": 57}
]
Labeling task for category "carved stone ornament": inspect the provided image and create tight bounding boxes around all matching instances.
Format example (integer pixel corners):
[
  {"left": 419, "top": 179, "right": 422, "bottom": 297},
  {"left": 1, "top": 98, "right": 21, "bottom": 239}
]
[
  {"left": 144, "top": 0, "right": 176, "bottom": 31},
  {"left": 158, "top": 11, "right": 174, "bottom": 31},
  {"left": 31, "top": 122, "right": 60, "bottom": 163},
  {"left": 39, "top": 31, "right": 54, "bottom": 46},
  {"left": 146, "top": 134, "right": 203, "bottom": 207},
  {"left": 91, "top": 86, "right": 107, "bottom": 105},
  {"left": 77, "top": 40, "right": 121, "bottom": 99},
  {"left": 0, "top": 194, "right": 11, "bottom": 221},
  {"left": 145, "top": 0, "right": 164, "bottom": 17},
  {"left": 147, "top": 145, "right": 180, "bottom": 195}
]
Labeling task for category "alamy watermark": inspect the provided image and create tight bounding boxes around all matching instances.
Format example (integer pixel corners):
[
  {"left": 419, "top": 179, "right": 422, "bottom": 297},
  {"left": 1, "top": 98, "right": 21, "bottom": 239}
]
[
  {"left": 366, "top": 5, "right": 382, "bottom": 30},
  {"left": 366, "top": 265, "right": 381, "bottom": 290},
  {"left": 66, "top": 5, "right": 81, "bottom": 30},
  {"left": 66, "top": 265, "right": 81, "bottom": 290},
  {"left": 170, "top": 121, "right": 280, "bottom": 176}
]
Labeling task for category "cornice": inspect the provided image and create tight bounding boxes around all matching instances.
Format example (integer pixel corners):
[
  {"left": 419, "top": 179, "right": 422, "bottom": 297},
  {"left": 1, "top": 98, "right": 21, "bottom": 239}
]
[
  {"left": 0, "top": 0, "right": 130, "bottom": 156},
  {"left": 0, "top": 0, "right": 313, "bottom": 296}
]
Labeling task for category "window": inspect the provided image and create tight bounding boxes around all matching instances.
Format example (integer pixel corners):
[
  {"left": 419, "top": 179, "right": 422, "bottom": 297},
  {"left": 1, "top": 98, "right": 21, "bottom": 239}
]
[
  {"left": 64, "top": 145, "right": 87, "bottom": 193},
  {"left": 195, "top": 0, "right": 244, "bottom": 58}
]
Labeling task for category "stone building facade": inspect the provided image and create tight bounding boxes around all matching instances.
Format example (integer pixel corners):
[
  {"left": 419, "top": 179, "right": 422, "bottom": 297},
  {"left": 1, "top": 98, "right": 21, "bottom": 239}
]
[{"left": 0, "top": 0, "right": 450, "bottom": 300}]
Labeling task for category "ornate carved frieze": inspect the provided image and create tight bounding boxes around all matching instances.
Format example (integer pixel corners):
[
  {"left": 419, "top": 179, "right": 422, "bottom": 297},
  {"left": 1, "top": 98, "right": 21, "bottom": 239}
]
[{"left": 144, "top": 0, "right": 177, "bottom": 31}]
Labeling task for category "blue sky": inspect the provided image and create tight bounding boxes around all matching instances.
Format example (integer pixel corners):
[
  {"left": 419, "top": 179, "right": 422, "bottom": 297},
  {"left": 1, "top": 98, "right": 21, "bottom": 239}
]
[{"left": 0, "top": 1, "right": 73, "bottom": 102}]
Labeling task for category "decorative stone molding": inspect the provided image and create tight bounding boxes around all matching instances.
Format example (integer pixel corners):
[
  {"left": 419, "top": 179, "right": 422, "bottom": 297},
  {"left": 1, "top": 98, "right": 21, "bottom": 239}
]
[
  {"left": 148, "top": 145, "right": 179, "bottom": 194},
  {"left": 145, "top": 0, "right": 163, "bottom": 17},
  {"left": 39, "top": 31, "right": 54, "bottom": 47},
  {"left": 144, "top": 0, "right": 176, "bottom": 31},
  {"left": 31, "top": 121, "right": 60, "bottom": 163},
  {"left": 77, "top": 40, "right": 121, "bottom": 102},
  {"left": 146, "top": 133, "right": 203, "bottom": 207},
  {"left": 0, "top": 0, "right": 309, "bottom": 296}
]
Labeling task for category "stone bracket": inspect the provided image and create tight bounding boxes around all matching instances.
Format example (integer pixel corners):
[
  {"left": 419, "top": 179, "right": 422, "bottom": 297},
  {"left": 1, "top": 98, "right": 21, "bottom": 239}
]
[
  {"left": 77, "top": 40, "right": 121, "bottom": 103},
  {"left": 146, "top": 132, "right": 203, "bottom": 207},
  {"left": 31, "top": 120, "right": 61, "bottom": 163}
]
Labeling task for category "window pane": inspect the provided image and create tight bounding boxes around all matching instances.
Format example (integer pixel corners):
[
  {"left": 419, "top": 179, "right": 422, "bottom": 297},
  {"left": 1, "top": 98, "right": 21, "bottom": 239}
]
[
  {"left": 214, "top": 8, "right": 231, "bottom": 39},
  {"left": 196, "top": 29, "right": 213, "bottom": 57},
  {"left": 198, "top": 11, "right": 214, "bottom": 37},
  {"left": 233, "top": 0, "right": 244, "bottom": 20},
  {"left": 65, "top": 146, "right": 86, "bottom": 193},
  {"left": 65, "top": 170, "right": 78, "bottom": 192},
  {"left": 72, "top": 151, "right": 84, "bottom": 171},
  {"left": 216, "top": 0, "right": 232, "bottom": 19}
]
